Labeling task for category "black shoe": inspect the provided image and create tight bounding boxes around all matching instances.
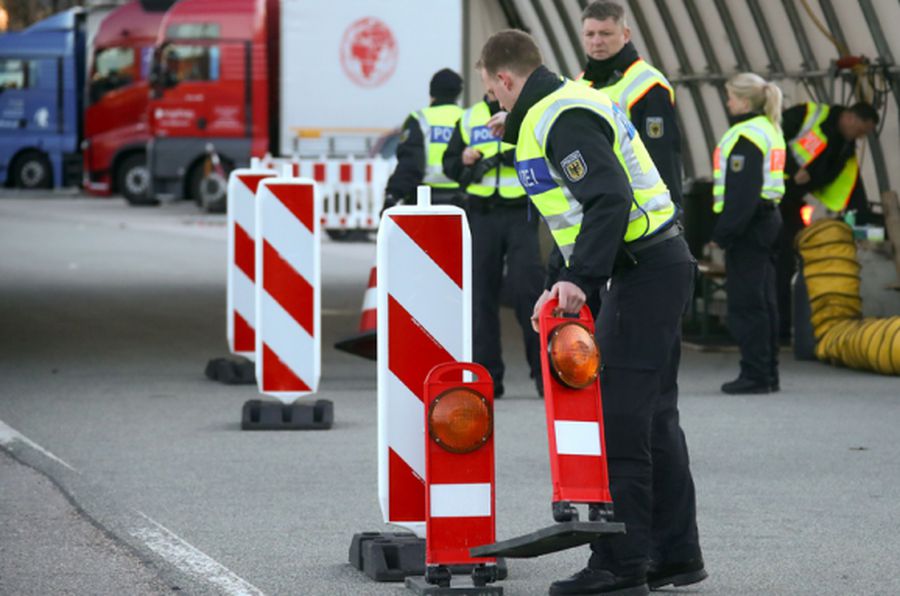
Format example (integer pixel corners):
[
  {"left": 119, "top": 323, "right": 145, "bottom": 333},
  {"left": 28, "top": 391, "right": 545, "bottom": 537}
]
[
  {"left": 770, "top": 382, "right": 780, "bottom": 392},
  {"left": 549, "top": 567, "right": 649, "bottom": 595},
  {"left": 647, "top": 558, "right": 707, "bottom": 590},
  {"left": 535, "top": 379, "right": 545, "bottom": 398},
  {"left": 721, "top": 377, "right": 770, "bottom": 395}
]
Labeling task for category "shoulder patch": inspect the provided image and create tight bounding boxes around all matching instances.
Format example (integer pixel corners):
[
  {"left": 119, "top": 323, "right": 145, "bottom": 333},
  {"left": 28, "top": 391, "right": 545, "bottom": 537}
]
[
  {"left": 646, "top": 116, "right": 664, "bottom": 139},
  {"left": 399, "top": 128, "right": 410, "bottom": 144},
  {"left": 561, "top": 150, "right": 588, "bottom": 183},
  {"left": 730, "top": 154, "right": 745, "bottom": 173}
]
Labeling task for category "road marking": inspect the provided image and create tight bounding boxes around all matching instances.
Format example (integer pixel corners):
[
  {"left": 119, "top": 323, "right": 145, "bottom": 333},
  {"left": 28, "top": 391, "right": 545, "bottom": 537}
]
[
  {"left": 0, "top": 417, "right": 266, "bottom": 596},
  {"left": 131, "top": 514, "right": 265, "bottom": 596},
  {"left": 0, "top": 419, "right": 75, "bottom": 470}
]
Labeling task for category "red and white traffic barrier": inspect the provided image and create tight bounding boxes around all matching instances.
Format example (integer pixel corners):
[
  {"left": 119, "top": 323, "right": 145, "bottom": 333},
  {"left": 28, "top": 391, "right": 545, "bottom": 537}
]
[
  {"left": 422, "top": 362, "right": 497, "bottom": 586},
  {"left": 226, "top": 159, "right": 276, "bottom": 358},
  {"left": 254, "top": 167, "right": 321, "bottom": 402},
  {"left": 377, "top": 186, "right": 472, "bottom": 536}
]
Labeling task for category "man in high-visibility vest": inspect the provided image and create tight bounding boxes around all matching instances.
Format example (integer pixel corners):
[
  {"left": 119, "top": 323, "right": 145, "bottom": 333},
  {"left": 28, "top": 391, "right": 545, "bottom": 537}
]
[
  {"left": 577, "top": 1, "right": 682, "bottom": 207},
  {"left": 384, "top": 69, "right": 464, "bottom": 206},
  {"left": 479, "top": 30, "right": 703, "bottom": 596},
  {"left": 775, "top": 101, "right": 879, "bottom": 340},
  {"left": 442, "top": 89, "right": 545, "bottom": 398}
]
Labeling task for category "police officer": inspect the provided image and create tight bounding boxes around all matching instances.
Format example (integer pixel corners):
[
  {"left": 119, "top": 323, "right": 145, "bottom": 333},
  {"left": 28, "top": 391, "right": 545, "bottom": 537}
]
[
  {"left": 776, "top": 101, "right": 879, "bottom": 340},
  {"left": 384, "top": 69, "right": 464, "bottom": 206},
  {"left": 577, "top": 0, "right": 682, "bottom": 206},
  {"left": 479, "top": 30, "right": 704, "bottom": 595},
  {"left": 712, "top": 73, "right": 785, "bottom": 394},
  {"left": 443, "top": 89, "right": 545, "bottom": 398}
]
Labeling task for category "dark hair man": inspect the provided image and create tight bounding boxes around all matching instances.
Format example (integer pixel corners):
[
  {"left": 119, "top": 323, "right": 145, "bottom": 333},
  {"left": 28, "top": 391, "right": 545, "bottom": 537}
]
[
  {"left": 577, "top": 1, "right": 683, "bottom": 206},
  {"left": 479, "top": 29, "right": 704, "bottom": 596},
  {"left": 384, "top": 68, "right": 464, "bottom": 207},
  {"left": 776, "top": 100, "right": 879, "bottom": 340}
]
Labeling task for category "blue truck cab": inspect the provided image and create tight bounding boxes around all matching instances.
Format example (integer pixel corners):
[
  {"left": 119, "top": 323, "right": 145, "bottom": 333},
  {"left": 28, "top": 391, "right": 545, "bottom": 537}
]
[{"left": 0, "top": 8, "right": 85, "bottom": 189}]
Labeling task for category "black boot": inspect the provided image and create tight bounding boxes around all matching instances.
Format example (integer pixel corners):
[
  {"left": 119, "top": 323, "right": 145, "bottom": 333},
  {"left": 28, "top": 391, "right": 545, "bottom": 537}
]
[
  {"left": 721, "top": 377, "right": 770, "bottom": 395},
  {"left": 549, "top": 567, "right": 649, "bottom": 595},
  {"left": 647, "top": 558, "right": 707, "bottom": 590}
]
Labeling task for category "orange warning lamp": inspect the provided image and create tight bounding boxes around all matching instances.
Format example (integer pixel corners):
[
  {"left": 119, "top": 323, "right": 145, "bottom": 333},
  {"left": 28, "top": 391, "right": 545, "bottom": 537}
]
[
  {"left": 548, "top": 322, "right": 601, "bottom": 389},
  {"left": 428, "top": 388, "right": 493, "bottom": 454},
  {"left": 800, "top": 205, "right": 813, "bottom": 227}
]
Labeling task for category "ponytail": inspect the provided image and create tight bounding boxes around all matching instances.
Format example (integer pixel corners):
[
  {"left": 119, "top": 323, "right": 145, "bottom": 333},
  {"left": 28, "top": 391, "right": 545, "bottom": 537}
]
[{"left": 726, "top": 73, "right": 783, "bottom": 130}]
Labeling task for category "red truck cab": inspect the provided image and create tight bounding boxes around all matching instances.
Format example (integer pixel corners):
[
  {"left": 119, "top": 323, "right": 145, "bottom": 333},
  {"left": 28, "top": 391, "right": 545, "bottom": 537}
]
[
  {"left": 146, "top": 0, "right": 276, "bottom": 210},
  {"left": 83, "top": 1, "right": 170, "bottom": 204}
]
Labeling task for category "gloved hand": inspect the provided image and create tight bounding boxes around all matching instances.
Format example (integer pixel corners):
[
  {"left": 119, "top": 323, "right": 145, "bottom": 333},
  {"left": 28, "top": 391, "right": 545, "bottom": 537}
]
[{"left": 380, "top": 193, "right": 400, "bottom": 216}]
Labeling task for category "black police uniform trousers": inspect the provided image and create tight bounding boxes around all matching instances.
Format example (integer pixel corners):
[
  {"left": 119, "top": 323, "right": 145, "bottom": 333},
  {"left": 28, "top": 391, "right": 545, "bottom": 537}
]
[
  {"left": 589, "top": 234, "right": 702, "bottom": 576},
  {"left": 726, "top": 207, "right": 782, "bottom": 386},
  {"left": 468, "top": 197, "right": 544, "bottom": 391}
]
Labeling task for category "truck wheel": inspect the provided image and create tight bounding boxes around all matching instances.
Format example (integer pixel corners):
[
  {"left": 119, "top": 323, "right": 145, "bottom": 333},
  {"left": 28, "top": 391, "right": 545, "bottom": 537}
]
[
  {"left": 12, "top": 151, "right": 52, "bottom": 189},
  {"left": 188, "top": 161, "right": 228, "bottom": 213},
  {"left": 118, "top": 154, "right": 157, "bottom": 206}
]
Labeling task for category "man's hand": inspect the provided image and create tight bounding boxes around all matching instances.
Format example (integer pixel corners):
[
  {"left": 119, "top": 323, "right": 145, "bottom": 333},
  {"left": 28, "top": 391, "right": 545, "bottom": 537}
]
[
  {"left": 530, "top": 290, "right": 552, "bottom": 332},
  {"left": 462, "top": 147, "right": 483, "bottom": 166},
  {"left": 530, "top": 282, "right": 587, "bottom": 332},
  {"left": 794, "top": 168, "right": 810, "bottom": 185},
  {"left": 487, "top": 111, "right": 508, "bottom": 138}
]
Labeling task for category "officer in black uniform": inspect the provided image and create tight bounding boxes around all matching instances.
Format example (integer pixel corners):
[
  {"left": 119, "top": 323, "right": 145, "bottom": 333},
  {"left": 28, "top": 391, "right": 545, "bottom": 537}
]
[
  {"left": 384, "top": 69, "right": 464, "bottom": 207},
  {"left": 578, "top": 0, "right": 683, "bottom": 206},
  {"left": 443, "top": 91, "right": 545, "bottom": 398},
  {"left": 479, "top": 30, "right": 704, "bottom": 595}
]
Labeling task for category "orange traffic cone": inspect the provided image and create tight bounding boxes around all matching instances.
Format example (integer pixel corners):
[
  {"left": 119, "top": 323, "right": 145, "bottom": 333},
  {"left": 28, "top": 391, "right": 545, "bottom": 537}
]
[{"left": 334, "top": 263, "right": 377, "bottom": 360}]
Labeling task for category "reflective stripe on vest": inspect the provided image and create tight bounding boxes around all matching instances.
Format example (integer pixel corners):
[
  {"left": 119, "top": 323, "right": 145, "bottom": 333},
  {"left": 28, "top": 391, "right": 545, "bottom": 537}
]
[
  {"left": 411, "top": 104, "right": 463, "bottom": 189},
  {"left": 515, "top": 80, "right": 675, "bottom": 265},
  {"left": 577, "top": 59, "right": 675, "bottom": 119},
  {"left": 459, "top": 101, "right": 525, "bottom": 198},
  {"left": 788, "top": 102, "right": 858, "bottom": 212},
  {"left": 712, "top": 115, "right": 786, "bottom": 214}
]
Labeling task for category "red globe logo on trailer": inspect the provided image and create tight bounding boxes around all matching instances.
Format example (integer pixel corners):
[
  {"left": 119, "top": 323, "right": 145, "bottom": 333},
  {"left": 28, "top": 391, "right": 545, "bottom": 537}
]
[{"left": 340, "top": 17, "right": 398, "bottom": 88}]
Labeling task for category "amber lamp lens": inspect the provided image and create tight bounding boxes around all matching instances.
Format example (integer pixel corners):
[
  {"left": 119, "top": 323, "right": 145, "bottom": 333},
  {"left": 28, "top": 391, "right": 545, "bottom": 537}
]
[
  {"left": 428, "top": 388, "right": 492, "bottom": 454},
  {"left": 548, "top": 322, "right": 600, "bottom": 389}
]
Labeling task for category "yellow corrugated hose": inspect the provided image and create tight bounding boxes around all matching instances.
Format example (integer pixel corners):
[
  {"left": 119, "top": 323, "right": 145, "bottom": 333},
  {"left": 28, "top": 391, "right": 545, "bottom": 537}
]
[{"left": 796, "top": 220, "right": 900, "bottom": 375}]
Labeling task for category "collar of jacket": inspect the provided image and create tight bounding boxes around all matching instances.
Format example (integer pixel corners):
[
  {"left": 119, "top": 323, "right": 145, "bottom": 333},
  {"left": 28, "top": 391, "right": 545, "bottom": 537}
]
[
  {"left": 728, "top": 111, "right": 764, "bottom": 126},
  {"left": 582, "top": 41, "right": 640, "bottom": 87},
  {"left": 503, "top": 65, "right": 565, "bottom": 145},
  {"left": 430, "top": 98, "right": 458, "bottom": 107}
]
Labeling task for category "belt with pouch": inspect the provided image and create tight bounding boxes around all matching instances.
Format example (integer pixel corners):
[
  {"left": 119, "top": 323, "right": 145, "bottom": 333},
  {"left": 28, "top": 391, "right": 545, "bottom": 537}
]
[{"left": 615, "top": 222, "right": 682, "bottom": 271}]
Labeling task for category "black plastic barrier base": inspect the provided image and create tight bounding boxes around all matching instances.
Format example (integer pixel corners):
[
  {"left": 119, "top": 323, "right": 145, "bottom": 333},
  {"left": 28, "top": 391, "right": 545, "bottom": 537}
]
[
  {"left": 405, "top": 575, "right": 503, "bottom": 595},
  {"left": 349, "top": 532, "right": 508, "bottom": 583},
  {"left": 205, "top": 357, "right": 256, "bottom": 385},
  {"left": 470, "top": 521, "right": 625, "bottom": 559},
  {"left": 240, "top": 399, "right": 333, "bottom": 430}
]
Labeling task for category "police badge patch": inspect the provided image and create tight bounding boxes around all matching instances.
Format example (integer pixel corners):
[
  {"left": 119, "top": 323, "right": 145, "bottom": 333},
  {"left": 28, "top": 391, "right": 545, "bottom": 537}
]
[
  {"left": 730, "top": 154, "right": 745, "bottom": 173},
  {"left": 399, "top": 128, "right": 410, "bottom": 143},
  {"left": 561, "top": 150, "right": 588, "bottom": 183},
  {"left": 646, "top": 117, "right": 664, "bottom": 139}
]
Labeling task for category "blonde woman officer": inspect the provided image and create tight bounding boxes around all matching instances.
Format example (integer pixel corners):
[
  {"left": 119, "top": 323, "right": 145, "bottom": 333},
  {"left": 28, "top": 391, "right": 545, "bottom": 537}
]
[{"left": 712, "top": 73, "right": 786, "bottom": 395}]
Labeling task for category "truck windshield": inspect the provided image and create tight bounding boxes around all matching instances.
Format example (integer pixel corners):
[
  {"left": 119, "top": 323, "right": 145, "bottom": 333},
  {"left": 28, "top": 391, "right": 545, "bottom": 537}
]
[
  {"left": 160, "top": 44, "right": 220, "bottom": 85},
  {"left": 89, "top": 47, "right": 135, "bottom": 104}
]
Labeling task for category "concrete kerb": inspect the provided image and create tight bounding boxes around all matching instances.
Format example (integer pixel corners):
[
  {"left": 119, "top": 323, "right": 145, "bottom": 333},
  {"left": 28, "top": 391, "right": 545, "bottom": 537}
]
[{"left": 0, "top": 420, "right": 265, "bottom": 596}]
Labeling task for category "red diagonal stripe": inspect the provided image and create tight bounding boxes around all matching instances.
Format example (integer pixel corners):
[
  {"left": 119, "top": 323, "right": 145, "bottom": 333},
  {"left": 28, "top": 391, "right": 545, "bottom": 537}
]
[
  {"left": 267, "top": 183, "right": 315, "bottom": 232},
  {"left": 262, "top": 343, "right": 310, "bottom": 393},
  {"left": 388, "top": 295, "right": 455, "bottom": 401},
  {"left": 234, "top": 222, "right": 254, "bottom": 280},
  {"left": 233, "top": 311, "right": 254, "bottom": 353},
  {"left": 263, "top": 240, "right": 313, "bottom": 335},
  {"left": 389, "top": 447, "right": 425, "bottom": 522},
  {"left": 237, "top": 173, "right": 274, "bottom": 194},
  {"left": 390, "top": 214, "right": 463, "bottom": 288}
]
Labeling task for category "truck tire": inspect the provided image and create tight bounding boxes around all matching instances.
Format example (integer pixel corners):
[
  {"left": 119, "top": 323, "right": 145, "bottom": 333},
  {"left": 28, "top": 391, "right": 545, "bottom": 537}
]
[
  {"left": 12, "top": 151, "right": 52, "bottom": 189},
  {"left": 117, "top": 154, "right": 157, "bottom": 206},
  {"left": 188, "top": 161, "right": 229, "bottom": 213}
]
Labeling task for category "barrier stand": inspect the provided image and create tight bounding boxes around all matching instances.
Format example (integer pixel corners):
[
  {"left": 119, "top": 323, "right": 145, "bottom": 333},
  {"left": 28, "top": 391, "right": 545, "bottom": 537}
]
[
  {"left": 405, "top": 362, "right": 501, "bottom": 596},
  {"left": 206, "top": 157, "right": 276, "bottom": 385},
  {"left": 349, "top": 186, "right": 507, "bottom": 582},
  {"left": 471, "top": 298, "right": 623, "bottom": 558},
  {"left": 241, "top": 165, "right": 332, "bottom": 430}
]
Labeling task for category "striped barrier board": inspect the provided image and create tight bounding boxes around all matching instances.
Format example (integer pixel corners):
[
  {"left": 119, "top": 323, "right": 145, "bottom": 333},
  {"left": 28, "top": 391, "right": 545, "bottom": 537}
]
[
  {"left": 226, "top": 166, "right": 276, "bottom": 358},
  {"left": 377, "top": 186, "right": 472, "bottom": 537},
  {"left": 254, "top": 174, "right": 321, "bottom": 403}
]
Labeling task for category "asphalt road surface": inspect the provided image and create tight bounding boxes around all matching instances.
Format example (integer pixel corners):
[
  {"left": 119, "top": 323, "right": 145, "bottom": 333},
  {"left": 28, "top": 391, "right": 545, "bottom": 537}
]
[{"left": 1, "top": 195, "right": 898, "bottom": 595}]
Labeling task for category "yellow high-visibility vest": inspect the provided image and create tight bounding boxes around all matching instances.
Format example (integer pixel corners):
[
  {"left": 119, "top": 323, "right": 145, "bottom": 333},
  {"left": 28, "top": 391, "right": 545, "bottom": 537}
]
[
  {"left": 515, "top": 80, "right": 675, "bottom": 265},
  {"left": 577, "top": 58, "right": 674, "bottom": 119},
  {"left": 410, "top": 104, "right": 463, "bottom": 189},
  {"left": 459, "top": 100, "right": 525, "bottom": 199},
  {"left": 712, "top": 115, "right": 786, "bottom": 213}
]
